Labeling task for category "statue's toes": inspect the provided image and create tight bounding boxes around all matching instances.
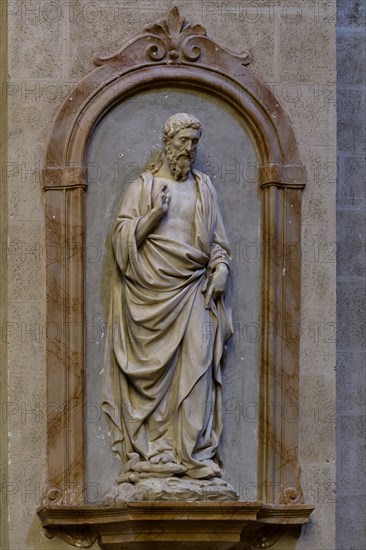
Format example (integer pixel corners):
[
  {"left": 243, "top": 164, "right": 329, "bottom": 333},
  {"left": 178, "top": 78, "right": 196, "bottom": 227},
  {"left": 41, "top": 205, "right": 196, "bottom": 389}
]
[{"left": 149, "top": 452, "right": 174, "bottom": 464}]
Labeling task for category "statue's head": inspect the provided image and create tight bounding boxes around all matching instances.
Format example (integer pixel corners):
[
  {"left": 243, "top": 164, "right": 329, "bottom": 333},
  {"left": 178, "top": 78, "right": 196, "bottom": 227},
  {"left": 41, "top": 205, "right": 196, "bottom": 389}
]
[
  {"left": 162, "top": 113, "right": 202, "bottom": 142},
  {"left": 162, "top": 113, "right": 202, "bottom": 182}
]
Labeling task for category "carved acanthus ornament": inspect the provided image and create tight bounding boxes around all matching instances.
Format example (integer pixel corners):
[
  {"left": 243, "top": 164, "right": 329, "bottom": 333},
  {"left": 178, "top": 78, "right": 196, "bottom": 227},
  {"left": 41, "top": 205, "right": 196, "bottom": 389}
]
[
  {"left": 93, "top": 6, "right": 252, "bottom": 67},
  {"left": 144, "top": 6, "right": 207, "bottom": 63}
]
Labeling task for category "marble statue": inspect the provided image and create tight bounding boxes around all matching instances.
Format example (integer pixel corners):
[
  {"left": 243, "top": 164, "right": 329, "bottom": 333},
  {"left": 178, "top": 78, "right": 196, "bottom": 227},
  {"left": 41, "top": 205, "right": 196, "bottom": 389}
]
[{"left": 103, "top": 113, "right": 236, "bottom": 499}]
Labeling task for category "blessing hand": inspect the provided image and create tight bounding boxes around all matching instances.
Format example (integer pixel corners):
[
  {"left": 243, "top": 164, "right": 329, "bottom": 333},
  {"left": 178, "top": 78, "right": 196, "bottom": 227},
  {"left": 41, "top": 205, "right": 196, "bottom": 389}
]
[
  {"left": 202, "top": 263, "right": 229, "bottom": 309},
  {"left": 152, "top": 184, "right": 171, "bottom": 217}
]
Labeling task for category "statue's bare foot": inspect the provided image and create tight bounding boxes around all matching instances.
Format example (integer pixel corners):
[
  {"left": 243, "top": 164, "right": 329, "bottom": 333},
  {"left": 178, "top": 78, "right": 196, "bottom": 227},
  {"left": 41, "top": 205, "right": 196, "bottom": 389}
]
[{"left": 150, "top": 452, "right": 174, "bottom": 464}]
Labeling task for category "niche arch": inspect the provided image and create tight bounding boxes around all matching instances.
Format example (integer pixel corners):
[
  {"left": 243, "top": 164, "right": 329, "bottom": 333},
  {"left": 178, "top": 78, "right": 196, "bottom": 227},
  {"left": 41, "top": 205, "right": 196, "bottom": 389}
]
[{"left": 39, "top": 7, "right": 313, "bottom": 548}]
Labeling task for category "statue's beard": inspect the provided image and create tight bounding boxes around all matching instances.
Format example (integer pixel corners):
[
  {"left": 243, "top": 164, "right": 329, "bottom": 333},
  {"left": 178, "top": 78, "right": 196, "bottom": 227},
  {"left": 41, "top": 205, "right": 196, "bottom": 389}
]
[{"left": 165, "top": 144, "right": 195, "bottom": 182}]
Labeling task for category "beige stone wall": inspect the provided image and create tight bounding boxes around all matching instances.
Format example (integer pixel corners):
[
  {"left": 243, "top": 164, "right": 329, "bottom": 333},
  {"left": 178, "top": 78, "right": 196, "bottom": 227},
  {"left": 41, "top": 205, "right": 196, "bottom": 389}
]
[
  {"left": 1, "top": 1, "right": 336, "bottom": 548},
  {"left": 1, "top": 3, "right": 9, "bottom": 549}
]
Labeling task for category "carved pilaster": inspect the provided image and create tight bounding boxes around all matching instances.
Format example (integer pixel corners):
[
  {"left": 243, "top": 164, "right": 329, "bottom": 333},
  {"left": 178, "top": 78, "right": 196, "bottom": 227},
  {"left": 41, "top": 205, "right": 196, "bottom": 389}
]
[
  {"left": 44, "top": 168, "right": 85, "bottom": 505},
  {"left": 259, "top": 184, "right": 304, "bottom": 504}
]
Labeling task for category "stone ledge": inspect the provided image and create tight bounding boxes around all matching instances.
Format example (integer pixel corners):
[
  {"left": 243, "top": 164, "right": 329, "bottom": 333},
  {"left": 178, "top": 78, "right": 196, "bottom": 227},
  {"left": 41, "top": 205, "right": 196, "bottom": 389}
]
[{"left": 38, "top": 501, "right": 315, "bottom": 549}]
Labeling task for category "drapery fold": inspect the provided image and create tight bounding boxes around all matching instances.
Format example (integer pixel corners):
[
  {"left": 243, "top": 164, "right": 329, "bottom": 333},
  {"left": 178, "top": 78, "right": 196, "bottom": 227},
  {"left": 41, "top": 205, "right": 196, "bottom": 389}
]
[{"left": 103, "top": 170, "right": 233, "bottom": 479}]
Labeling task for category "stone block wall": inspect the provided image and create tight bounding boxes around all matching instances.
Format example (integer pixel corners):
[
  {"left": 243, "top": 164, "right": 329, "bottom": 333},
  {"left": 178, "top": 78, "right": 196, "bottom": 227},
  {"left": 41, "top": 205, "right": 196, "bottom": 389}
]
[
  {"left": 1, "top": 1, "right": 337, "bottom": 548},
  {"left": 336, "top": 1, "right": 366, "bottom": 548}
]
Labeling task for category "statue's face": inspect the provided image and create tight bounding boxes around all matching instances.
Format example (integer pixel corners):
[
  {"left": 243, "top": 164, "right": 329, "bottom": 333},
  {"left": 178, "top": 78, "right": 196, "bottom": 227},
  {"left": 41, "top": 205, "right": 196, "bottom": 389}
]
[
  {"left": 165, "top": 127, "right": 200, "bottom": 182},
  {"left": 170, "top": 128, "right": 200, "bottom": 157}
]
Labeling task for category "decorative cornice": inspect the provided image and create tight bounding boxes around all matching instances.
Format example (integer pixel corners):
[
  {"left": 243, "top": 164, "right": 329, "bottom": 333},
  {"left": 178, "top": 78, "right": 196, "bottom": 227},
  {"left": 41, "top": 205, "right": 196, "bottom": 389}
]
[
  {"left": 43, "top": 167, "right": 87, "bottom": 191},
  {"left": 93, "top": 6, "right": 252, "bottom": 67},
  {"left": 259, "top": 164, "right": 307, "bottom": 190},
  {"left": 38, "top": 502, "right": 315, "bottom": 549}
]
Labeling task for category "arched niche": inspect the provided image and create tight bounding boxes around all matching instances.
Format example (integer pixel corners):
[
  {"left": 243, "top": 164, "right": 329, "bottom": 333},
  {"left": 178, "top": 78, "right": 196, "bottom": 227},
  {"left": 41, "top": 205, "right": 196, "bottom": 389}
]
[
  {"left": 38, "top": 7, "right": 314, "bottom": 548},
  {"left": 85, "top": 86, "right": 261, "bottom": 498}
]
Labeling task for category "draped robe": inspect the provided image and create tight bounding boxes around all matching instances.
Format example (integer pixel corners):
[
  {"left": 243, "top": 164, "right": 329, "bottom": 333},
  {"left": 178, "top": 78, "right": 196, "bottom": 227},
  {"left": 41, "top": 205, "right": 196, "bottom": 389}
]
[{"left": 103, "top": 169, "right": 233, "bottom": 480}]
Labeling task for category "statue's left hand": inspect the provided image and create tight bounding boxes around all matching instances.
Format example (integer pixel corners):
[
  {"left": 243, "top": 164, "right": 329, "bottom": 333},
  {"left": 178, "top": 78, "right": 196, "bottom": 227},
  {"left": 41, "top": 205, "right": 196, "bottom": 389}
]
[{"left": 202, "top": 263, "right": 229, "bottom": 309}]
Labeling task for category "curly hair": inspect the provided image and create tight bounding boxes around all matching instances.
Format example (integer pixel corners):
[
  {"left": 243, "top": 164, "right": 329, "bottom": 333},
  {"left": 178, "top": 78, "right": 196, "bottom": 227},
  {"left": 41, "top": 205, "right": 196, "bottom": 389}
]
[{"left": 162, "top": 113, "right": 202, "bottom": 143}]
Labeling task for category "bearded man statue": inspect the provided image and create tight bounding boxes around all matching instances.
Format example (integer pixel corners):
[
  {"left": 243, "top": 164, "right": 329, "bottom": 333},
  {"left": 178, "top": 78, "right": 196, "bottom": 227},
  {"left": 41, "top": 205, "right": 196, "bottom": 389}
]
[{"left": 103, "top": 113, "right": 234, "bottom": 494}]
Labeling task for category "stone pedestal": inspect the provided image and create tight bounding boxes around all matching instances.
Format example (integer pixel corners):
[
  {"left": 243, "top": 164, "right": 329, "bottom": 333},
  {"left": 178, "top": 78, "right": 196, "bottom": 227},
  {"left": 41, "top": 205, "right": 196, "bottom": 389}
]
[{"left": 38, "top": 502, "right": 315, "bottom": 549}]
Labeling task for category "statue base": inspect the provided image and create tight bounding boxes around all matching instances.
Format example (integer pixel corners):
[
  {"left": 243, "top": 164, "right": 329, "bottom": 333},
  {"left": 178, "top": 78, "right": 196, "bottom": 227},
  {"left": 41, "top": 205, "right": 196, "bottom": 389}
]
[
  {"left": 38, "top": 501, "right": 315, "bottom": 549},
  {"left": 103, "top": 476, "right": 239, "bottom": 502}
]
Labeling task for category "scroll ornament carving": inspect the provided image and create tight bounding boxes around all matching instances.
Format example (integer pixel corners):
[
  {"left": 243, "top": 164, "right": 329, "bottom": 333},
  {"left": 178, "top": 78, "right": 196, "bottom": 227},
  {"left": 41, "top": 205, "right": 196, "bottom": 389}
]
[
  {"left": 275, "top": 466, "right": 304, "bottom": 505},
  {"left": 144, "top": 5, "right": 206, "bottom": 63},
  {"left": 277, "top": 485, "right": 304, "bottom": 505},
  {"left": 251, "top": 526, "right": 299, "bottom": 549},
  {"left": 44, "top": 527, "right": 97, "bottom": 548},
  {"left": 93, "top": 6, "right": 252, "bottom": 66},
  {"left": 45, "top": 486, "right": 63, "bottom": 505}
]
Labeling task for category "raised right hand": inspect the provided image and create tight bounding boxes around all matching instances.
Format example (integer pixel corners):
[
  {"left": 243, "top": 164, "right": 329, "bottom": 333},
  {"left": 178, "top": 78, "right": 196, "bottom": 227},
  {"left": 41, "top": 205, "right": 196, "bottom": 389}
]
[{"left": 152, "top": 184, "right": 171, "bottom": 216}]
